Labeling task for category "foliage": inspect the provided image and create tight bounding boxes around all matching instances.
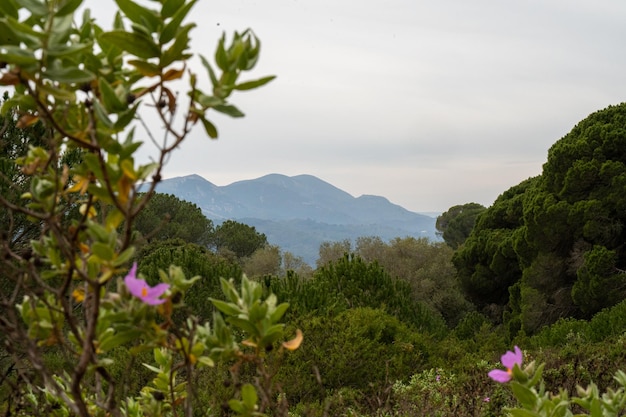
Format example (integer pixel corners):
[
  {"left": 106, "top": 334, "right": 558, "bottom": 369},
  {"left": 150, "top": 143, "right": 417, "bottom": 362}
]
[
  {"left": 279, "top": 308, "right": 430, "bottom": 411},
  {"left": 364, "top": 237, "right": 473, "bottom": 326},
  {"left": 267, "top": 254, "right": 447, "bottom": 335},
  {"left": 0, "top": 0, "right": 286, "bottom": 415},
  {"left": 133, "top": 192, "right": 213, "bottom": 246},
  {"left": 243, "top": 244, "right": 282, "bottom": 278},
  {"left": 492, "top": 345, "right": 626, "bottom": 417},
  {"left": 137, "top": 239, "right": 242, "bottom": 320},
  {"left": 316, "top": 239, "right": 352, "bottom": 269},
  {"left": 436, "top": 202, "right": 487, "bottom": 249},
  {"left": 212, "top": 219, "right": 269, "bottom": 259},
  {"left": 455, "top": 104, "right": 626, "bottom": 334}
]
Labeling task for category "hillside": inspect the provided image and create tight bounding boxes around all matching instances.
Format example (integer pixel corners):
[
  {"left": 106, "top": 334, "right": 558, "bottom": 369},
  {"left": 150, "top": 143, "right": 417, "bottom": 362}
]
[{"left": 146, "top": 173, "right": 439, "bottom": 264}]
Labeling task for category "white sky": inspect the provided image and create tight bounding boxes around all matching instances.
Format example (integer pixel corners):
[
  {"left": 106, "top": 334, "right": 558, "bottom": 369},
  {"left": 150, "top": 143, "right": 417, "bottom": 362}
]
[{"left": 84, "top": 0, "right": 626, "bottom": 212}]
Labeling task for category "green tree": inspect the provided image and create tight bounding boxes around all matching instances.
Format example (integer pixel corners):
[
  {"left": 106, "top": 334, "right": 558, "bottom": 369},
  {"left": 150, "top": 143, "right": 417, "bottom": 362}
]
[
  {"left": 316, "top": 239, "right": 352, "bottom": 268},
  {"left": 281, "top": 251, "right": 313, "bottom": 279},
  {"left": 242, "top": 244, "right": 281, "bottom": 277},
  {"left": 211, "top": 219, "right": 268, "bottom": 259},
  {"left": 133, "top": 192, "right": 213, "bottom": 246},
  {"left": 455, "top": 104, "right": 626, "bottom": 334},
  {"left": 436, "top": 202, "right": 486, "bottom": 249}
]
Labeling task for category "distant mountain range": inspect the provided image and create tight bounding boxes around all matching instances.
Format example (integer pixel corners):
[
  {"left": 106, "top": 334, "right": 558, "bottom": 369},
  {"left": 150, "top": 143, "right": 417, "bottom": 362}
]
[{"left": 146, "top": 174, "right": 440, "bottom": 265}]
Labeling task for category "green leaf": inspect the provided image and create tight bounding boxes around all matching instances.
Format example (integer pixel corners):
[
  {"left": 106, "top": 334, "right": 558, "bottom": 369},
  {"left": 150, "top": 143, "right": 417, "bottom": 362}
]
[
  {"left": 226, "top": 317, "right": 258, "bottom": 335},
  {"left": 214, "top": 104, "right": 245, "bottom": 118},
  {"left": 510, "top": 382, "right": 538, "bottom": 409},
  {"left": 215, "top": 34, "right": 228, "bottom": 71},
  {"left": 161, "top": 0, "right": 185, "bottom": 18},
  {"left": 99, "top": 30, "right": 160, "bottom": 59},
  {"left": 270, "top": 302, "right": 289, "bottom": 322},
  {"left": 113, "top": 246, "right": 135, "bottom": 266},
  {"left": 228, "top": 399, "right": 244, "bottom": 414},
  {"left": 98, "top": 78, "right": 126, "bottom": 112},
  {"left": 0, "top": 45, "right": 38, "bottom": 66},
  {"left": 14, "top": 0, "right": 47, "bottom": 16},
  {"left": 260, "top": 324, "right": 285, "bottom": 346},
  {"left": 248, "top": 302, "right": 268, "bottom": 323},
  {"left": 210, "top": 299, "right": 241, "bottom": 317},
  {"left": 0, "top": 16, "right": 45, "bottom": 46},
  {"left": 200, "top": 116, "right": 218, "bottom": 139},
  {"left": 234, "top": 75, "right": 276, "bottom": 91},
  {"left": 38, "top": 83, "right": 76, "bottom": 102},
  {"left": 92, "top": 242, "right": 114, "bottom": 261},
  {"left": 114, "top": 104, "right": 139, "bottom": 130},
  {"left": 199, "top": 54, "right": 218, "bottom": 86},
  {"left": 194, "top": 92, "right": 223, "bottom": 108},
  {"left": 50, "top": 13, "right": 73, "bottom": 46},
  {"left": 241, "top": 383, "right": 258, "bottom": 410},
  {"left": 128, "top": 59, "right": 160, "bottom": 77},
  {"left": 56, "top": 0, "right": 83, "bottom": 17},
  {"left": 159, "top": 0, "right": 196, "bottom": 44},
  {"left": 43, "top": 67, "right": 95, "bottom": 84},
  {"left": 114, "top": 0, "right": 160, "bottom": 32},
  {"left": 46, "top": 42, "right": 93, "bottom": 58},
  {"left": 160, "top": 23, "right": 193, "bottom": 67},
  {"left": 91, "top": 99, "right": 114, "bottom": 129},
  {"left": 0, "top": 1, "right": 19, "bottom": 19}
]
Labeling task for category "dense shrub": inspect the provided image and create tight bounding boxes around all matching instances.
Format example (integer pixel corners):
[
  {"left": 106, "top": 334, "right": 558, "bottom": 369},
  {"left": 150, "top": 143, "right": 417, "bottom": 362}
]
[{"left": 278, "top": 308, "right": 430, "bottom": 411}]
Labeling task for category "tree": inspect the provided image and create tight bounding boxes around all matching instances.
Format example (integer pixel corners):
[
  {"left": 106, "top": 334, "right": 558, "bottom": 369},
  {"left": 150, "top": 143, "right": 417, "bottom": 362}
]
[
  {"left": 211, "top": 220, "right": 268, "bottom": 259},
  {"left": 281, "top": 251, "right": 313, "bottom": 279},
  {"left": 436, "top": 202, "right": 486, "bottom": 249},
  {"left": 316, "top": 239, "right": 352, "bottom": 268},
  {"left": 454, "top": 103, "right": 626, "bottom": 334},
  {"left": 242, "top": 244, "right": 281, "bottom": 277},
  {"left": 133, "top": 192, "right": 213, "bottom": 246}
]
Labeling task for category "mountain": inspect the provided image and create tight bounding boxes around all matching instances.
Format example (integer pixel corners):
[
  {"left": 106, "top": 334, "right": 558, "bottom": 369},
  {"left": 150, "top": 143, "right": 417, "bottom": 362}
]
[{"left": 146, "top": 173, "right": 440, "bottom": 264}]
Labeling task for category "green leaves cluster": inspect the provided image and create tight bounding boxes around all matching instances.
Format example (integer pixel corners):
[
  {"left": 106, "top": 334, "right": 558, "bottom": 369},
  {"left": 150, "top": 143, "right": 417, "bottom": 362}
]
[{"left": 0, "top": 0, "right": 279, "bottom": 416}]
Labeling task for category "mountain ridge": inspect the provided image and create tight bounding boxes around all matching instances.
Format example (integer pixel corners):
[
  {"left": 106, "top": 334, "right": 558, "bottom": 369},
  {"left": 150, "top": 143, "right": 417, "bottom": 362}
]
[{"left": 146, "top": 173, "right": 440, "bottom": 264}]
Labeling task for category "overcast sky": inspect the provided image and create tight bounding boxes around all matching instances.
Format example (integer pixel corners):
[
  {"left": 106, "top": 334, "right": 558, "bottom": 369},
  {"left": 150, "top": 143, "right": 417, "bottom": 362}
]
[{"left": 85, "top": 0, "right": 626, "bottom": 213}]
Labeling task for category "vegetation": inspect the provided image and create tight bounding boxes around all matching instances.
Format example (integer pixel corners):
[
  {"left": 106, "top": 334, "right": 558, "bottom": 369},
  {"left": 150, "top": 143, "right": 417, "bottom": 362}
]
[{"left": 1, "top": 0, "right": 626, "bottom": 415}]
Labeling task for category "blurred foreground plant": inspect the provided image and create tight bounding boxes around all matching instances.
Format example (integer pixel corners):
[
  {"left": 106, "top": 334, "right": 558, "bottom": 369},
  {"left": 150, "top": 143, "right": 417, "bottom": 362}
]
[
  {"left": 490, "top": 347, "right": 626, "bottom": 417},
  {"left": 0, "top": 0, "right": 302, "bottom": 416}
]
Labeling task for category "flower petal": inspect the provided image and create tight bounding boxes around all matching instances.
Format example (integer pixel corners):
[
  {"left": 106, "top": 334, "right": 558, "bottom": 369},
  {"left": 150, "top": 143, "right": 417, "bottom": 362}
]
[
  {"left": 146, "top": 283, "right": 170, "bottom": 298},
  {"left": 488, "top": 369, "right": 511, "bottom": 383},
  {"left": 501, "top": 345, "right": 523, "bottom": 369}
]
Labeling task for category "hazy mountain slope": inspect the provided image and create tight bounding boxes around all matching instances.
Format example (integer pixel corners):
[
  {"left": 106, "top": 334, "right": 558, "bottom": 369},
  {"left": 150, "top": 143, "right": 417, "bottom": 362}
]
[{"left": 147, "top": 173, "right": 439, "bottom": 264}]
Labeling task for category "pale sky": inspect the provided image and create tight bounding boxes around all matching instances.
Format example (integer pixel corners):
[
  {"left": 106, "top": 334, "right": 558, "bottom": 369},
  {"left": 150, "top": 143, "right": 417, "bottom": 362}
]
[{"left": 84, "top": 0, "right": 626, "bottom": 212}]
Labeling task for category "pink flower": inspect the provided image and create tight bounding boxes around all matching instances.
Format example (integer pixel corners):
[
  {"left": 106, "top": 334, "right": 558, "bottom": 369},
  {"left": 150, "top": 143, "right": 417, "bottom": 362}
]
[
  {"left": 488, "top": 346, "right": 523, "bottom": 383},
  {"left": 124, "top": 263, "right": 170, "bottom": 305},
  {"left": 483, "top": 397, "right": 490, "bottom": 402}
]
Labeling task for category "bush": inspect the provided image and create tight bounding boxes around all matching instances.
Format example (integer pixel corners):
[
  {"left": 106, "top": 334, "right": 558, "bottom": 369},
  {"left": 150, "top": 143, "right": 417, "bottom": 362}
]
[{"left": 279, "top": 308, "right": 429, "bottom": 412}]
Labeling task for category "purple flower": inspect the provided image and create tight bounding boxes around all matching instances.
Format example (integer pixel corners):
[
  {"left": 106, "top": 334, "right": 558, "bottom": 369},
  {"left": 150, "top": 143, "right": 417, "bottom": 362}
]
[
  {"left": 488, "top": 346, "right": 523, "bottom": 383},
  {"left": 483, "top": 397, "right": 490, "bottom": 402},
  {"left": 124, "top": 263, "right": 170, "bottom": 305}
]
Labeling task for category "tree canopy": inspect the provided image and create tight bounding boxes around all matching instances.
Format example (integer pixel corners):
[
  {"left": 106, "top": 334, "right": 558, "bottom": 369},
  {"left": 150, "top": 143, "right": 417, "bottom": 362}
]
[
  {"left": 133, "top": 192, "right": 213, "bottom": 246},
  {"left": 454, "top": 103, "right": 626, "bottom": 334},
  {"left": 436, "top": 202, "right": 486, "bottom": 249},
  {"left": 211, "top": 219, "right": 268, "bottom": 259}
]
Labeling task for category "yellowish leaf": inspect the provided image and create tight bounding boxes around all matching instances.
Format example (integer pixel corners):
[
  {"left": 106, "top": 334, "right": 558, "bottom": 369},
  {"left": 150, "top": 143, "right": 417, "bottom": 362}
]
[
  {"left": 72, "top": 287, "right": 85, "bottom": 303},
  {"left": 282, "top": 329, "right": 303, "bottom": 351},
  {"left": 162, "top": 67, "right": 184, "bottom": 81}
]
